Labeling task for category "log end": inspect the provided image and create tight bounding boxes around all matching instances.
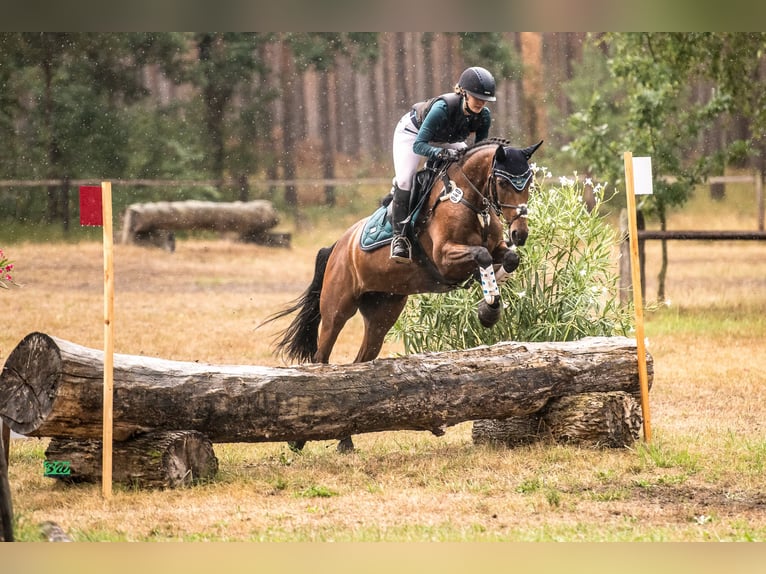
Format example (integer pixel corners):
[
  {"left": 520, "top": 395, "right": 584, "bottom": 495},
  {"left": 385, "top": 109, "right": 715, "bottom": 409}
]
[
  {"left": 541, "top": 391, "right": 642, "bottom": 448},
  {"left": 472, "top": 391, "right": 642, "bottom": 449},
  {"left": 0, "top": 332, "right": 62, "bottom": 435},
  {"left": 162, "top": 430, "right": 219, "bottom": 488}
]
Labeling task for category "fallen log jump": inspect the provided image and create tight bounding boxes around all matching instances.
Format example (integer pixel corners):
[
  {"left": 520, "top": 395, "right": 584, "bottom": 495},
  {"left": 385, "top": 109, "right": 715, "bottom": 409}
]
[
  {"left": 0, "top": 332, "right": 652, "bottom": 486},
  {"left": 1, "top": 332, "right": 651, "bottom": 442}
]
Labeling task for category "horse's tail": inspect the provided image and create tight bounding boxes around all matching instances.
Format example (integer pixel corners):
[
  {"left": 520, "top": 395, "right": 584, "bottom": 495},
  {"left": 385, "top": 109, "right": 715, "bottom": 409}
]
[{"left": 259, "top": 243, "right": 335, "bottom": 364}]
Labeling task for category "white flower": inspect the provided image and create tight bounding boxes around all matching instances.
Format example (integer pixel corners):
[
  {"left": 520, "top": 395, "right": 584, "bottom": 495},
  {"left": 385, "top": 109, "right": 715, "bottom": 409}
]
[{"left": 585, "top": 178, "right": 594, "bottom": 188}]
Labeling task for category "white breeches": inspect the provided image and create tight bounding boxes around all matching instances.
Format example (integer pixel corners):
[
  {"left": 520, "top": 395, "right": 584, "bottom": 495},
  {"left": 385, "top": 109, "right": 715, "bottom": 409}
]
[{"left": 392, "top": 112, "right": 465, "bottom": 191}]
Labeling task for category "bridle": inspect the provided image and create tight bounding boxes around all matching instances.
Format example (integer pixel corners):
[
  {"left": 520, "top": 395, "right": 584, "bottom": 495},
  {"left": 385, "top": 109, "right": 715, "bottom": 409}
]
[
  {"left": 417, "top": 149, "right": 532, "bottom": 288},
  {"left": 488, "top": 160, "right": 531, "bottom": 225},
  {"left": 442, "top": 156, "right": 531, "bottom": 230}
]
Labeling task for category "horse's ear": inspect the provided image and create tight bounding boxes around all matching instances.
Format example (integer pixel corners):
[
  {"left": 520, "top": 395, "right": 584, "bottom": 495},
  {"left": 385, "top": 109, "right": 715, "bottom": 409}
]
[
  {"left": 494, "top": 144, "right": 507, "bottom": 162},
  {"left": 521, "top": 140, "right": 544, "bottom": 160}
]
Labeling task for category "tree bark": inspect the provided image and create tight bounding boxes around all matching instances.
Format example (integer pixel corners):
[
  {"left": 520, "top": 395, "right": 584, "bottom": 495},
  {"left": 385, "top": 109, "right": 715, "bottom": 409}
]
[
  {"left": 0, "top": 333, "right": 651, "bottom": 444},
  {"left": 279, "top": 36, "right": 299, "bottom": 210},
  {"left": 473, "top": 391, "right": 642, "bottom": 448},
  {"left": 44, "top": 431, "right": 218, "bottom": 489}
]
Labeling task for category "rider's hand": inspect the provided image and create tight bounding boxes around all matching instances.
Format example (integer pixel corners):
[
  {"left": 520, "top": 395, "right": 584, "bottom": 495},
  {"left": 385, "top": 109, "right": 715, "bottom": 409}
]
[{"left": 437, "top": 148, "right": 460, "bottom": 161}]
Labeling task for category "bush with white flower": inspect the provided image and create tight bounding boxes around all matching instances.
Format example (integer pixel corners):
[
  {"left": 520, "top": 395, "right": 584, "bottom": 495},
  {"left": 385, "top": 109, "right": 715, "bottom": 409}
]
[
  {"left": 0, "top": 249, "right": 17, "bottom": 290},
  {"left": 389, "top": 166, "right": 632, "bottom": 352}
]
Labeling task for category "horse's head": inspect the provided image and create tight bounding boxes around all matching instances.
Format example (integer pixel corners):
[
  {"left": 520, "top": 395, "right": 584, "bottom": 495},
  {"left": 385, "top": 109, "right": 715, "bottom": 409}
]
[{"left": 491, "top": 140, "right": 543, "bottom": 246}]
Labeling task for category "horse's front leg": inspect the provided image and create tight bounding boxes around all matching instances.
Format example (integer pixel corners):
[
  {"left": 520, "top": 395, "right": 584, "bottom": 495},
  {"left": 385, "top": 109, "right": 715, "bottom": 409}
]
[
  {"left": 494, "top": 245, "right": 520, "bottom": 286},
  {"left": 475, "top": 243, "right": 523, "bottom": 328},
  {"left": 436, "top": 243, "right": 504, "bottom": 327},
  {"left": 456, "top": 246, "right": 505, "bottom": 328},
  {"left": 466, "top": 246, "right": 501, "bottom": 306}
]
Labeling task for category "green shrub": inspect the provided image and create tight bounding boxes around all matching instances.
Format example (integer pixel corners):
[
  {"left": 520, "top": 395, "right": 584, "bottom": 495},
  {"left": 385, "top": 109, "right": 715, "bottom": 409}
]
[{"left": 389, "top": 168, "right": 632, "bottom": 352}]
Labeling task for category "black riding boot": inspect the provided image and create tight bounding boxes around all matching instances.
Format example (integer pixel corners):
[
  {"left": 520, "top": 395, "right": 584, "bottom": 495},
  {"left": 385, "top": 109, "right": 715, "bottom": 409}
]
[{"left": 390, "top": 185, "right": 412, "bottom": 263}]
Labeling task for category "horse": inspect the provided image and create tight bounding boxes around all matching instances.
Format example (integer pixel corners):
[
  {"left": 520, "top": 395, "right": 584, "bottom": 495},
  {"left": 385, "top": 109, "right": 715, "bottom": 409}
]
[{"left": 261, "top": 138, "right": 543, "bottom": 452}]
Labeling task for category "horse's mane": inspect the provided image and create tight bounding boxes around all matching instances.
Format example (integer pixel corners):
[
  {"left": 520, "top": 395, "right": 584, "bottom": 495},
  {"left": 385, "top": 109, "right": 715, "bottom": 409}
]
[{"left": 462, "top": 137, "right": 513, "bottom": 159}]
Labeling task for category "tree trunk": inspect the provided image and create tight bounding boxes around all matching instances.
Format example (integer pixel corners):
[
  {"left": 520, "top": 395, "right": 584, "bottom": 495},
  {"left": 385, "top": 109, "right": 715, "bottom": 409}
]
[
  {"left": 0, "top": 333, "right": 651, "bottom": 445},
  {"left": 279, "top": 36, "right": 299, "bottom": 209},
  {"left": 319, "top": 70, "right": 336, "bottom": 207},
  {"left": 45, "top": 431, "right": 218, "bottom": 489},
  {"left": 519, "top": 32, "right": 546, "bottom": 139}
]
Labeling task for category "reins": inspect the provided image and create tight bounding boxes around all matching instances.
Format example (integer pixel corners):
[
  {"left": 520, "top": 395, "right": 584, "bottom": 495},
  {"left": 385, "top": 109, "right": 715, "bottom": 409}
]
[
  {"left": 412, "top": 144, "right": 531, "bottom": 287},
  {"left": 437, "top": 155, "right": 529, "bottom": 242},
  {"left": 436, "top": 165, "right": 492, "bottom": 245}
]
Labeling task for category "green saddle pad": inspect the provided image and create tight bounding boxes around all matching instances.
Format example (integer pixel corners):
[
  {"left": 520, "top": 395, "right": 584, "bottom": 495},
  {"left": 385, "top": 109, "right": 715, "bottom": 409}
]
[{"left": 360, "top": 205, "right": 393, "bottom": 252}]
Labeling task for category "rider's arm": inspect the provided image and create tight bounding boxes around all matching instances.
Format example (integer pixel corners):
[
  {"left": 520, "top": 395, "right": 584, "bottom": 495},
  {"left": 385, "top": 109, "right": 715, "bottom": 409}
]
[
  {"left": 474, "top": 108, "right": 492, "bottom": 142},
  {"left": 412, "top": 100, "right": 451, "bottom": 160}
]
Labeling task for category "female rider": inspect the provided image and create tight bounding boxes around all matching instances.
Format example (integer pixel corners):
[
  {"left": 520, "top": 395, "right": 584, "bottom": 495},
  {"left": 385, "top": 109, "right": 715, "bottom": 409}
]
[{"left": 390, "top": 66, "right": 496, "bottom": 262}]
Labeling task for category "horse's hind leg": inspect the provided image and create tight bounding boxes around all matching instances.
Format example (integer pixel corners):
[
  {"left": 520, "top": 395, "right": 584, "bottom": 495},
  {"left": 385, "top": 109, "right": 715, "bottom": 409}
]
[
  {"left": 332, "top": 293, "right": 408, "bottom": 454},
  {"left": 354, "top": 292, "right": 409, "bottom": 362},
  {"left": 314, "top": 290, "right": 360, "bottom": 364},
  {"left": 313, "top": 287, "right": 362, "bottom": 453}
]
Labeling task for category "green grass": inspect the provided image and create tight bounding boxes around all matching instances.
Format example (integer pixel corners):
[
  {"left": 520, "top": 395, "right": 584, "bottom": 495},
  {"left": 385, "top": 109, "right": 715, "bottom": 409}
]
[{"left": 647, "top": 304, "right": 766, "bottom": 337}]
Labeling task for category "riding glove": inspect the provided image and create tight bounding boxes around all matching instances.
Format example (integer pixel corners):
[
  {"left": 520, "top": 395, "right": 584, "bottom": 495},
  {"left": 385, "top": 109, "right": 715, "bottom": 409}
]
[{"left": 437, "top": 148, "right": 460, "bottom": 161}]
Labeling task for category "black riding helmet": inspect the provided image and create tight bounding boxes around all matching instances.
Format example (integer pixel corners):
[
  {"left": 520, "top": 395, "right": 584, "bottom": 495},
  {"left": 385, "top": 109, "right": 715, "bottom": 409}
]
[{"left": 458, "top": 66, "right": 497, "bottom": 102}]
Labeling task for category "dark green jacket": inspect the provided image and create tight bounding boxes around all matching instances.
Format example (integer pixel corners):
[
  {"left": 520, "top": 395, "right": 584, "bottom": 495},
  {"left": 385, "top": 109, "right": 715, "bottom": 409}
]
[{"left": 411, "top": 93, "right": 491, "bottom": 159}]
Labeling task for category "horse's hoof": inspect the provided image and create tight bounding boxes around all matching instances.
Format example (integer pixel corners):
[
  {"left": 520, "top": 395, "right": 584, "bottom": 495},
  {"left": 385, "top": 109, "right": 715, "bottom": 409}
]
[
  {"left": 478, "top": 299, "right": 502, "bottom": 328},
  {"left": 288, "top": 440, "right": 306, "bottom": 453},
  {"left": 337, "top": 436, "right": 355, "bottom": 453},
  {"left": 503, "top": 250, "right": 520, "bottom": 273}
]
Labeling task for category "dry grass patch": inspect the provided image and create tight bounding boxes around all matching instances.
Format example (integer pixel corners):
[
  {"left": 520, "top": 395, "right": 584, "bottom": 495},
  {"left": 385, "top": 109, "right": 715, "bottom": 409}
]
[{"left": 3, "top": 221, "right": 766, "bottom": 541}]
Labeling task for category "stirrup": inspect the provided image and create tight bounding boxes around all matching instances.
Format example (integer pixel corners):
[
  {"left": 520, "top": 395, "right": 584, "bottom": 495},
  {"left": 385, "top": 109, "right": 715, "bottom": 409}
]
[{"left": 390, "top": 236, "right": 412, "bottom": 263}]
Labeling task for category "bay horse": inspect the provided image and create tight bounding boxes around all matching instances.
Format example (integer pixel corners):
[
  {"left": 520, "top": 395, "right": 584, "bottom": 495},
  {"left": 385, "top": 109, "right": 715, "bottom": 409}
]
[{"left": 261, "top": 138, "right": 543, "bottom": 452}]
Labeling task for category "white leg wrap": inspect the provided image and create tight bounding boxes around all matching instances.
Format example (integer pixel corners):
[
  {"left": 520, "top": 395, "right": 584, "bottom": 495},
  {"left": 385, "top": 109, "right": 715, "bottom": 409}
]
[
  {"left": 496, "top": 245, "right": 518, "bottom": 285},
  {"left": 479, "top": 265, "right": 500, "bottom": 304},
  {"left": 495, "top": 265, "right": 510, "bottom": 285}
]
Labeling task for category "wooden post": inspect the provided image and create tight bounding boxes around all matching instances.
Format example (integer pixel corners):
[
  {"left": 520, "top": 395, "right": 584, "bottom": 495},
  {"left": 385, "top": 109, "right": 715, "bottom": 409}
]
[
  {"left": 102, "top": 181, "right": 114, "bottom": 499},
  {"left": 0, "top": 425, "right": 13, "bottom": 541},
  {"left": 623, "top": 153, "right": 652, "bottom": 442}
]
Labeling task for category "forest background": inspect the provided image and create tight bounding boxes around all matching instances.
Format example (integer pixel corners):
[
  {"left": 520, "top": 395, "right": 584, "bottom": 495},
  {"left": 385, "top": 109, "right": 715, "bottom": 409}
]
[{"left": 1, "top": 32, "right": 765, "bottom": 244}]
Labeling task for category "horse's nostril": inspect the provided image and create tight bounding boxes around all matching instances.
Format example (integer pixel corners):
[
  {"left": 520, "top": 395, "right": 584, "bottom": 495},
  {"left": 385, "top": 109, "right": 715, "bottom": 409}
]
[{"left": 512, "top": 230, "right": 528, "bottom": 246}]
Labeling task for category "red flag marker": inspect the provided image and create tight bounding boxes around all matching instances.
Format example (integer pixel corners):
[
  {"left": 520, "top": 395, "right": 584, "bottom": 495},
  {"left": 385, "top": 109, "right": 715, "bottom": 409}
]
[{"left": 79, "top": 185, "right": 103, "bottom": 226}]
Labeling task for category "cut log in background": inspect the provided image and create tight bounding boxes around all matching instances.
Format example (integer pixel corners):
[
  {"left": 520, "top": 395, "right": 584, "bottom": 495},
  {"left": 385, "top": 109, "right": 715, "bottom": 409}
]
[
  {"left": 44, "top": 431, "right": 218, "bottom": 489},
  {"left": 0, "top": 332, "right": 652, "bottom": 446},
  {"left": 120, "top": 199, "right": 289, "bottom": 250}
]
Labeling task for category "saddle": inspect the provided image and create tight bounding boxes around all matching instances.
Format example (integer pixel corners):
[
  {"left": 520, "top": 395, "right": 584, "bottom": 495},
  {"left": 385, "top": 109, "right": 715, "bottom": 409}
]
[{"left": 360, "top": 163, "right": 445, "bottom": 252}]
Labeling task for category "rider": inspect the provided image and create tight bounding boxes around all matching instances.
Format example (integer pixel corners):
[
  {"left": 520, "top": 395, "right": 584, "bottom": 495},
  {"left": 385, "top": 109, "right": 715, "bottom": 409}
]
[{"left": 390, "top": 66, "right": 496, "bottom": 263}]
